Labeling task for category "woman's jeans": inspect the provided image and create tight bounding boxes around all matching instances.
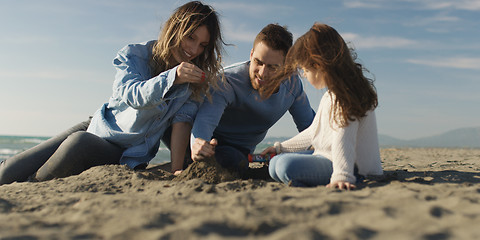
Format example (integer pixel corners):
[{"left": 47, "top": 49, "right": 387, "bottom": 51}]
[
  {"left": 269, "top": 151, "right": 334, "bottom": 187},
  {"left": 0, "top": 119, "right": 123, "bottom": 185}
]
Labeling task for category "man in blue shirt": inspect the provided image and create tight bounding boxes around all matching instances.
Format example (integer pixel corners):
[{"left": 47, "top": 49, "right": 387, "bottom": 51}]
[{"left": 191, "top": 24, "right": 316, "bottom": 173}]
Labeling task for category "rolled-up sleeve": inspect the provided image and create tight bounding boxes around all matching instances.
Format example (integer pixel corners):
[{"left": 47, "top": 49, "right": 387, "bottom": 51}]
[
  {"left": 111, "top": 42, "right": 177, "bottom": 109},
  {"left": 172, "top": 98, "right": 200, "bottom": 124}
]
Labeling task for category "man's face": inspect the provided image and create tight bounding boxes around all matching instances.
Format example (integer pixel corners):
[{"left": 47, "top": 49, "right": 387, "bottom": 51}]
[{"left": 249, "top": 42, "right": 285, "bottom": 90}]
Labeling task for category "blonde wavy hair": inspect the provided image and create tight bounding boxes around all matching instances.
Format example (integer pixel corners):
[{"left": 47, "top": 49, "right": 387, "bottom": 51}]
[{"left": 149, "top": 1, "right": 225, "bottom": 102}]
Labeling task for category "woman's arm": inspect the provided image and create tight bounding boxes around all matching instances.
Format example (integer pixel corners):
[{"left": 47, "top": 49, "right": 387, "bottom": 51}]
[
  {"left": 170, "top": 96, "right": 200, "bottom": 174},
  {"left": 111, "top": 42, "right": 178, "bottom": 109},
  {"left": 170, "top": 122, "right": 192, "bottom": 174}
]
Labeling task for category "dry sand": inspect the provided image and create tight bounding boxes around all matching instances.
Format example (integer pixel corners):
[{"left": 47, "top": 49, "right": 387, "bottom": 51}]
[{"left": 1, "top": 148, "right": 480, "bottom": 240}]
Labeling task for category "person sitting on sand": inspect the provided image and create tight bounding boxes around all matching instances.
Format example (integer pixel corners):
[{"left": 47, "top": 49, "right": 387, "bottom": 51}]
[
  {"left": 260, "top": 23, "right": 383, "bottom": 190},
  {"left": 0, "top": 1, "right": 226, "bottom": 185},
  {"left": 190, "top": 24, "right": 316, "bottom": 174}
]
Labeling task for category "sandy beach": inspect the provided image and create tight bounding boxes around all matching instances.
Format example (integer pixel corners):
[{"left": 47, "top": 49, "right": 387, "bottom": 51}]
[{"left": 1, "top": 148, "right": 480, "bottom": 239}]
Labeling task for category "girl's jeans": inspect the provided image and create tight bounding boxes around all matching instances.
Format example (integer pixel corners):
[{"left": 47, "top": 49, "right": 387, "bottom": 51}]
[
  {"left": 269, "top": 150, "right": 333, "bottom": 187},
  {"left": 269, "top": 151, "right": 363, "bottom": 187}
]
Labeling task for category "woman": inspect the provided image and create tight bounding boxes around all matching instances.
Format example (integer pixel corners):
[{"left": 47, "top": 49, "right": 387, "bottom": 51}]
[
  {"left": 260, "top": 23, "right": 383, "bottom": 190},
  {"left": 0, "top": 1, "right": 225, "bottom": 184}
]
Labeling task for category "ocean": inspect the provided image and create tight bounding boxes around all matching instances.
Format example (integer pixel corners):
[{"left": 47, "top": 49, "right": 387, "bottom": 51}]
[
  {"left": 0, "top": 135, "right": 50, "bottom": 163},
  {"left": 0, "top": 135, "right": 285, "bottom": 165}
]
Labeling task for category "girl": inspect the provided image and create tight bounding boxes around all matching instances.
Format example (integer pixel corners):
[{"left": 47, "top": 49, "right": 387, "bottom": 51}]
[
  {"left": 260, "top": 23, "right": 383, "bottom": 190},
  {"left": 0, "top": 1, "right": 225, "bottom": 184}
]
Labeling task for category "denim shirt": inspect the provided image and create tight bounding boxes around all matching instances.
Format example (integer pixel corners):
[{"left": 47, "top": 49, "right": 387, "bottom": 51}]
[
  {"left": 87, "top": 40, "right": 199, "bottom": 168},
  {"left": 191, "top": 61, "right": 315, "bottom": 153}
]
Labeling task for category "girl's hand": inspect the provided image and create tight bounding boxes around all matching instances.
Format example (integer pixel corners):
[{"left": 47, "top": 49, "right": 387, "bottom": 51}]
[
  {"left": 175, "top": 62, "right": 206, "bottom": 85},
  {"left": 326, "top": 181, "right": 356, "bottom": 190},
  {"left": 259, "top": 146, "right": 277, "bottom": 166},
  {"left": 260, "top": 146, "right": 276, "bottom": 155}
]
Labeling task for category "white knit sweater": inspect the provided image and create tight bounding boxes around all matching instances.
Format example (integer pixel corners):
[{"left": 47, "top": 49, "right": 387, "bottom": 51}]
[{"left": 275, "top": 91, "right": 383, "bottom": 183}]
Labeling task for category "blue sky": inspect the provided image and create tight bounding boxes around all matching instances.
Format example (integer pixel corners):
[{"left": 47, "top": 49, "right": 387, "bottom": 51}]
[{"left": 1, "top": 0, "right": 479, "bottom": 140}]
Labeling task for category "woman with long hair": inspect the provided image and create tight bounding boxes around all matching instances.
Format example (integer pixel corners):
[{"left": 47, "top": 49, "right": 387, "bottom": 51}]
[
  {"left": 261, "top": 23, "right": 383, "bottom": 190},
  {"left": 0, "top": 1, "right": 225, "bottom": 184}
]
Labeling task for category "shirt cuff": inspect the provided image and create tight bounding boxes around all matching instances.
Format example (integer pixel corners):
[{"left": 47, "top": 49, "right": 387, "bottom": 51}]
[{"left": 274, "top": 141, "right": 282, "bottom": 154}]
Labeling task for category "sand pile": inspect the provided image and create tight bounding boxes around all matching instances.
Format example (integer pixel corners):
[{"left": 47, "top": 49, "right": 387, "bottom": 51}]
[{"left": 174, "top": 157, "right": 238, "bottom": 184}]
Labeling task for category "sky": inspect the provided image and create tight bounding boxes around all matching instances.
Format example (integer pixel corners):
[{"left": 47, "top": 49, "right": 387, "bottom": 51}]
[{"left": 0, "top": 0, "right": 479, "bottom": 140}]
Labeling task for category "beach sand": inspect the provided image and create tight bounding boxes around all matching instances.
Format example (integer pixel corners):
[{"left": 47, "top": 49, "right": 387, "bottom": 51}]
[{"left": 1, "top": 148, "right": 480, "bottom": 239}]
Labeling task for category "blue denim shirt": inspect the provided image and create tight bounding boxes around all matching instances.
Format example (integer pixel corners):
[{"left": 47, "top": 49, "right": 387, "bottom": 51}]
[
  {"left": 191, "top": 61, "right": 315, "bottom": 153},
  {"left": 87, "top": 40, "right": 199, "bottom": 168}
]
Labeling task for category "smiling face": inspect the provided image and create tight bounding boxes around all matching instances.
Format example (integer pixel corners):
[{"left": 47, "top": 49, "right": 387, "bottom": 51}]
[
  {"left": 248, "top": 41, "right": 285, "bottom": 90},
  {"left": 172, "top": 25, "right": 210, "bottom": 64}
]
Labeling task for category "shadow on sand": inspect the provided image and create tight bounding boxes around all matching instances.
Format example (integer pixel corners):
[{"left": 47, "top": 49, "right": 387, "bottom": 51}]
[{"left": 364, "top": 169, "right": 480, "bottom": 188}]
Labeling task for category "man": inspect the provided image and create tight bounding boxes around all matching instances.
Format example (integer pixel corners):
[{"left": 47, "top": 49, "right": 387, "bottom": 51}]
[{"left": 191, "top": 24, "right": 316, "bottom": 173}]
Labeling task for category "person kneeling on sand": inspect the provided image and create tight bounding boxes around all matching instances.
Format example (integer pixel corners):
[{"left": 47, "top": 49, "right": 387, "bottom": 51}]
[
  {"left": 0, "top": 1, "right": 226, "bottom": 185},
  {"left": 260, "top": 23, "right": 383, "bottom": 190},
  {"left": 190, "top": 24, "right": 316, "bottom": 175}
]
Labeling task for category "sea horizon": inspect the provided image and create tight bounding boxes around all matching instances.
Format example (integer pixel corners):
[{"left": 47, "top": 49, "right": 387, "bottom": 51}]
[{"left": 0, "top": 135, "right": 283, "bottom": 165}]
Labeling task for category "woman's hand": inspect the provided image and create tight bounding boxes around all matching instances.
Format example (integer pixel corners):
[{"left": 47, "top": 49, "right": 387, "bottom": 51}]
[
  {"left": 175, "top": 62, "right": 206, "bottom": 85},
  {"left": 326, "top": 181, "right": 356, "bottom": 190}
]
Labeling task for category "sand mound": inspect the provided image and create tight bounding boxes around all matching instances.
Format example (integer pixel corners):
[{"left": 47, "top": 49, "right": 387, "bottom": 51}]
[{"left": 174, "top": 157, "right": 238, "bottom": 184}]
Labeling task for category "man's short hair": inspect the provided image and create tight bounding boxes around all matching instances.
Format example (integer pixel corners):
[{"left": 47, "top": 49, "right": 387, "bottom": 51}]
[{"left": 253, "top": 23, "right": 293, "bottom": 57}]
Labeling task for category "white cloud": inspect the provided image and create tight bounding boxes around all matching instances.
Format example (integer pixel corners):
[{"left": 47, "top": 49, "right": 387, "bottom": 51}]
[
  {"left": 419, "top": 15, "right": 460, "bottom": 24},
  {"left": 343, "top": 0, "right": 383, "bottom": 8},
  {"left": 342, "top": 33, "right": 417, "bottom": 49},
  {"left": 343, "top": 0, "right": 480, "bottom": 11},
  {"left": 407, "top": 57, "right": 480, "bottom": 70},
  {"left": 212, "top": 2, "right": 293, "bottom": 14},
  {"left": 403, "top": 13, "right": 461, "bottom": 33},
  {"left": 419, "top": 0, "right": 480, "bottom": 11},
  {"left": 221, "top": 21, "right": 258, "bottom": 44}
]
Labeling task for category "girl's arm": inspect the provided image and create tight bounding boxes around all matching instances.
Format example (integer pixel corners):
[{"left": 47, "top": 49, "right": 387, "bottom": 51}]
[
  {"left": 276, "top": 127, "right": 314, "bottom": 153},
  {"left": 329, "top": 119, "right": 359, "bottom": 184},
  {"left": 170, "top": 122, "right": 192, "bottom": 174},
  {"left": 274, "top": 109, "right": 320, "bottom": 153}
]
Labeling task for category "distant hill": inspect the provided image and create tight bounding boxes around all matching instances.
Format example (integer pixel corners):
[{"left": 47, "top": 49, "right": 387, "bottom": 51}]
[
  {"left": 379, "top": 127, "right": 480, "bottom": 148},
  {"left": 266, "top": 127, "right": 480, "bottom": 148}
]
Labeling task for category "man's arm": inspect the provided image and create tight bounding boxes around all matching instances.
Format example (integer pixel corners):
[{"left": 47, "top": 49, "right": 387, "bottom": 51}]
[
  {"left": 190, "top": 81, "right": 234, "bottom": 160},
  {"left": 288, "top": 78, "right": 316, "bottom": 131}
]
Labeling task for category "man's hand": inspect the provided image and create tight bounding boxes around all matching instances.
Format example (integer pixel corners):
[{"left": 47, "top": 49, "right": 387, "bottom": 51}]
[{"left": 191, "top": 138, "right": 218, "bottom": 161}]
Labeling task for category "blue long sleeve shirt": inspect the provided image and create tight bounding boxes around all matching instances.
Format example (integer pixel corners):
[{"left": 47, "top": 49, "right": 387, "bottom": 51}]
[
  {"left": 87, "top": 40, "right": 199, "bottom": 168},
  {"left": 191, "top": 61, "right": 315, "bottom": 153}
]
